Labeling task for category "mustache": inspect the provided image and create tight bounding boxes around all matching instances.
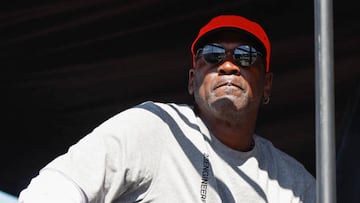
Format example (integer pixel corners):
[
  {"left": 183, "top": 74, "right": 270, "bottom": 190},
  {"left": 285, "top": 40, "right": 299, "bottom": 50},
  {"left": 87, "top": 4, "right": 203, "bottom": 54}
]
[{"left": 213, "top": 77, "right": 244, "bottom": 90}]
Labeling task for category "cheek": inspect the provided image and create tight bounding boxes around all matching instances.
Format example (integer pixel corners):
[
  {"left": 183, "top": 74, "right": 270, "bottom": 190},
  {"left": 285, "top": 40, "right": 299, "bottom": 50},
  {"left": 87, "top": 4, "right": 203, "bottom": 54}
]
[
  {"left": 194, "top": 74, "right": 214, "bottom": 98},
  {"left": 241, "top": 71, "right": 265, "bottom": 98},
  {"left": 194, "top": 75, "right": 206, "bottom": 96},
  {"left": 248, "top": 77, "right": 265, "bottom": 98}
]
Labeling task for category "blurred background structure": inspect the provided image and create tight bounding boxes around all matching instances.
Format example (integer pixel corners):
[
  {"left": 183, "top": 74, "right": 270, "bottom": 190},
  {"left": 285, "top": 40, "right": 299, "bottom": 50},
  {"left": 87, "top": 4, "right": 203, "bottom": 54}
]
[
  {"left": 1, "top": 0, "right": 359, "bottom": 202},
  {"left": 0, "top": 190, "right": 17, "bottom": 203}
]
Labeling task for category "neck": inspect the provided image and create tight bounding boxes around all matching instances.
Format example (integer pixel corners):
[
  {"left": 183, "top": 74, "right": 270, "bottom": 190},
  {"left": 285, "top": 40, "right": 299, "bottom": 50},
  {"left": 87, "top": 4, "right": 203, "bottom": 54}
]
[{"left": 199, "top": 110, "right": 257, "bottom": 152}]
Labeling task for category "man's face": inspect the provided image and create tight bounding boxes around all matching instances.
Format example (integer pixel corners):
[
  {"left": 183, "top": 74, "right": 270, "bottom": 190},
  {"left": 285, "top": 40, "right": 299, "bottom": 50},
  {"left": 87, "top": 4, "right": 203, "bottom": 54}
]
[{"left": 188, "top": 31, "right": 272, "bottom": 121}]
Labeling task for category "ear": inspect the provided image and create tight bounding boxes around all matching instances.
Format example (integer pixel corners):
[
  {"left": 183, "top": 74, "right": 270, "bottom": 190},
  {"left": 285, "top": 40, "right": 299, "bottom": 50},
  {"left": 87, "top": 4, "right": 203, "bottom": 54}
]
[
  {"left": 263, "top": 72, "right": 273, "bottom": 98},
  {"left": 188, "top": 68, "right": 195, "bottom": 95}
]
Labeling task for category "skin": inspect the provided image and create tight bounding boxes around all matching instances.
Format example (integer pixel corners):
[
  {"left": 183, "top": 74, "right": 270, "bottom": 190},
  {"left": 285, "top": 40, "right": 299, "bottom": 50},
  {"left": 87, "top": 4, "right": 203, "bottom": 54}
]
[{"left": 188, "top": 30, "right": 273, "bottom": 151}]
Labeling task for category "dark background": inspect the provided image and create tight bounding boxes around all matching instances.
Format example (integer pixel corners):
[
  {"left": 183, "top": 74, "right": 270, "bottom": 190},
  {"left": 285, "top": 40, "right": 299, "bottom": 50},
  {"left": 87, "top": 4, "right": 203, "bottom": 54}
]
[{"left": 1, "top": 0, "right": 359, "bottom": 201}]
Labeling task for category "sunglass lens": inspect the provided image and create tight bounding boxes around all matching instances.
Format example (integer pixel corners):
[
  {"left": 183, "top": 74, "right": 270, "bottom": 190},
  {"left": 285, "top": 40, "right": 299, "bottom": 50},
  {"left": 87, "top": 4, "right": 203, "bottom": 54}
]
[
  {"left": 202, "top": 45, "right": 225, "bottom": 64},
  {"left": 234, "top": 45, "right": 258, "bottom": 67}
]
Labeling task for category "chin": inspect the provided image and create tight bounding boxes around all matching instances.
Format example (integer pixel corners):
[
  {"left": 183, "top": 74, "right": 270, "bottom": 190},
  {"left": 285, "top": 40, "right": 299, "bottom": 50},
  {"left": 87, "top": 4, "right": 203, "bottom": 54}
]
[{"left": 210, "top": 97, "right": 248, "bottom": 113}]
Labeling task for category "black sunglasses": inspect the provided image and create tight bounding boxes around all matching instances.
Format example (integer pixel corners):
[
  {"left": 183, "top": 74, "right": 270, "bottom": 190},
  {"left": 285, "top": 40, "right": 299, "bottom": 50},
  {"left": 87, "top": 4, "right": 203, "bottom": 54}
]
[{"left": 196, "top": 43, "right": 263, "bottom": 67}]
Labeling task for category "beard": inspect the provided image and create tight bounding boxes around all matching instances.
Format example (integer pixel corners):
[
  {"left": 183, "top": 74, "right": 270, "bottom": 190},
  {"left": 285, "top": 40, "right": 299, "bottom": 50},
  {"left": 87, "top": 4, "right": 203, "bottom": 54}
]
[{"left": 193, "top": 88, "right": 253, "bottom": 124}]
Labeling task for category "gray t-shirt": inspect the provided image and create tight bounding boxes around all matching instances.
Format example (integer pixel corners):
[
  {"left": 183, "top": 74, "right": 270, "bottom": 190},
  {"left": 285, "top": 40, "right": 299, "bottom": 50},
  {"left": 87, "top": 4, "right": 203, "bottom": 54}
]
[{"left": 19, "top": 101, "right": 315, "bottom": 203}]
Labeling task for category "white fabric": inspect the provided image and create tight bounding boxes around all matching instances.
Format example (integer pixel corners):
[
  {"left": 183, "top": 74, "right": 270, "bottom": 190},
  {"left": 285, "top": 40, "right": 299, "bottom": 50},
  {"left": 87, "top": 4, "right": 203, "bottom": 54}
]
[
  {"left": 18, "top": 169, "right": 87, "bottom": 203},
  {"left": 19, "top": 101, "right": 315, "bottom": 203}
]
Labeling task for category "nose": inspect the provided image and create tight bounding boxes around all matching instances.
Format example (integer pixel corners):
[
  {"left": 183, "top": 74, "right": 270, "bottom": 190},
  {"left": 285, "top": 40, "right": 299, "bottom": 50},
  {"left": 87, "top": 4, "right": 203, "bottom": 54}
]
[{"left": 218, "top": 60, "right": 241, "bottom": 75}]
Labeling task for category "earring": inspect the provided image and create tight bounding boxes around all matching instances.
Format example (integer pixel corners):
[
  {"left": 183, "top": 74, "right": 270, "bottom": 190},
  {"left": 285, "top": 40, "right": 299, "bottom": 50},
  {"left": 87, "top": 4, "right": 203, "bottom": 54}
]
[{"left": 263, "top": 96, "right": 270, "bottom": 104}]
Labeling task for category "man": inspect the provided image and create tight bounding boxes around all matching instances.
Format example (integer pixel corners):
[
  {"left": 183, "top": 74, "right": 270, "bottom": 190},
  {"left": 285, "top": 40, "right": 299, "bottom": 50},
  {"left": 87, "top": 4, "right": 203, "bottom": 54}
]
[{"left": 19, "top": 15, "right": 315, "bottom": 203}]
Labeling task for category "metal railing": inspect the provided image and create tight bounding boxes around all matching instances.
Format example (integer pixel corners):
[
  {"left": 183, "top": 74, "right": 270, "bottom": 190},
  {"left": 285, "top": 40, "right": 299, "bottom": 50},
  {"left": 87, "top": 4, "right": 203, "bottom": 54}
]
[{"left": 314, "top": 0, "right": 337, "bottom": 202}]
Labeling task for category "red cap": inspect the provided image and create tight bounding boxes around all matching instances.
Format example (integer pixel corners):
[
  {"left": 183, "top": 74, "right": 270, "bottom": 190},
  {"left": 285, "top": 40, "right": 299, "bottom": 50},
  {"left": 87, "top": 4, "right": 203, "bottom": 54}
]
[{"left": 191, "top": 15, "right": 271, "bottom": 72}]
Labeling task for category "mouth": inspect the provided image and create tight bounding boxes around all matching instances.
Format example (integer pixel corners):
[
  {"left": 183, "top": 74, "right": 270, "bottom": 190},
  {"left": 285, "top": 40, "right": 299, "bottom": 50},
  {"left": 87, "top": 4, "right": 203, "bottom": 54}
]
[{"left": 214, "top": 80, "right": 244, "bottom": 91}]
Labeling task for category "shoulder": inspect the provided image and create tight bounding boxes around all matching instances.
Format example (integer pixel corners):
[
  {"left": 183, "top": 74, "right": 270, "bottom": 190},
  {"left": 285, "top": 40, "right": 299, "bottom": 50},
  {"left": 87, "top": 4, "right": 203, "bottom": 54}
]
[
  {"left": 93, "top": 101, "right": 195, "bottom": 137},
  {"left": 255, "top": 136, "right": 310, "bottom": 169},
  {"left": 81, "top": 101, "right": 198, "bottom": 158},
  {"left": 254, "top": 136, "right": 315, "bottom": 193},
  {"left": 106, "top": 101, "right": 193, "bottom": 122},
  {"left": 134, "top": 101, "right": 195, "bottom": 118},
  {"left": 255, "top": 136, "right": 313, "bottom": 176}
]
